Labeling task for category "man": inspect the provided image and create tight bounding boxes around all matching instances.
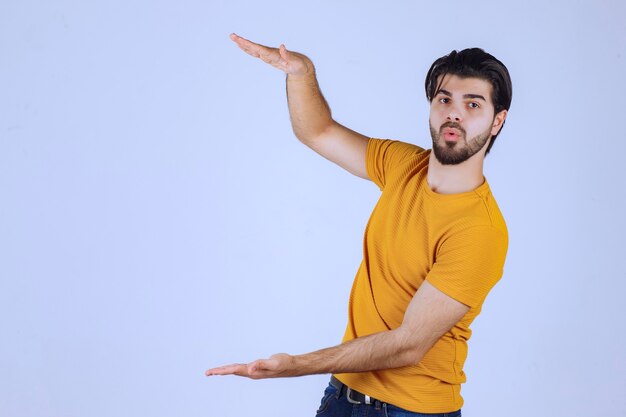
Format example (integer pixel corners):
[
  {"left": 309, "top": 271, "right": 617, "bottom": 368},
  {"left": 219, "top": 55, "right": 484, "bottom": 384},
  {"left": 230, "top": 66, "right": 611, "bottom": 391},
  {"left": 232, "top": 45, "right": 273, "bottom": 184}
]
[{"left": 206, "top": 33, "right": 512, "bottom": 417}]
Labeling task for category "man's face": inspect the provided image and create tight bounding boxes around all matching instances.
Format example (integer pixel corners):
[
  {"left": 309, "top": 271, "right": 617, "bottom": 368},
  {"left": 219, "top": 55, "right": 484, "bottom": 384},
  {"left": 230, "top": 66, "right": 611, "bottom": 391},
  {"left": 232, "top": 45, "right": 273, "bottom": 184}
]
[{"left": 429, "top": 75, "right": 504, "bottom": 165}]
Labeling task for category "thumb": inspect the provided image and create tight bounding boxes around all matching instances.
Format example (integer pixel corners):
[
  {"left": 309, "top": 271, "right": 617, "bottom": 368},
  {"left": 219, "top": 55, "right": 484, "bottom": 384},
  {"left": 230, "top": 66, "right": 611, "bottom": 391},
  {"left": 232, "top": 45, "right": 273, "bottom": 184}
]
[
  {"left": 247, "top": 359, "right": 266, "bottom": 374},
  {"left": 279, "top": 44, "right": 289, "bottom": 61}
]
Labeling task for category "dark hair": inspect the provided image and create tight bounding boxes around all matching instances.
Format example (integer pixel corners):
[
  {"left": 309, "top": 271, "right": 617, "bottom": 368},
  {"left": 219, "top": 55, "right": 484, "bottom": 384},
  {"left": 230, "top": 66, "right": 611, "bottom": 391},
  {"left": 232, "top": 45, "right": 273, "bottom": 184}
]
[{"left": 425, "top": 48, "right": 512, "bottom": 155}]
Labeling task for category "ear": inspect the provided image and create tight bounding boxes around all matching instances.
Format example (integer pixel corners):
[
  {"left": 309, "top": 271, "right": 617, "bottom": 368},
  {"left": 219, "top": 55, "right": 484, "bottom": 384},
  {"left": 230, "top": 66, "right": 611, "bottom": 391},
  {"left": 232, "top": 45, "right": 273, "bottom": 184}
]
[{"left": 491, "top": 109, "right": 508, "bottom": 136}]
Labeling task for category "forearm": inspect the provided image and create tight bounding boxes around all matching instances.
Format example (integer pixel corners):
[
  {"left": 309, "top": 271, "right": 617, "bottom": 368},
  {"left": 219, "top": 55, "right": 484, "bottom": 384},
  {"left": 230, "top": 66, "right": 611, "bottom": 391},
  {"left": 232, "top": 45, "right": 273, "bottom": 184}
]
[
  {"left": 286, "top": 65, "right": 334, "bottom": 143},
  {"left": 291, "top": 328, "right": 423, "bottom": 376},
  {"left": 205, "top": 276, "right": 468, "bottom": 380}
]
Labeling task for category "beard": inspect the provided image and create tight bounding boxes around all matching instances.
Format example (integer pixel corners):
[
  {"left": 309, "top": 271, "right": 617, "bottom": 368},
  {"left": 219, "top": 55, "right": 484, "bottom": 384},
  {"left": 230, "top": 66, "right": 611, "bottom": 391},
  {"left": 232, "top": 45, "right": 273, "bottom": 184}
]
[{"left": 430, "top": 121, "right": 493, "bottom": 165}]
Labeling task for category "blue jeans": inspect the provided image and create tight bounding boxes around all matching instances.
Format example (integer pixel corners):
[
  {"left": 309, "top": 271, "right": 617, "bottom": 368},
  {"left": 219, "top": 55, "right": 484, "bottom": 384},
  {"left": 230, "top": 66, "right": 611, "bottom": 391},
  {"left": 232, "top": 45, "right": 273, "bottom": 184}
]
[{"left": 315, "top": 382, "right": 461, "bottom": 417}]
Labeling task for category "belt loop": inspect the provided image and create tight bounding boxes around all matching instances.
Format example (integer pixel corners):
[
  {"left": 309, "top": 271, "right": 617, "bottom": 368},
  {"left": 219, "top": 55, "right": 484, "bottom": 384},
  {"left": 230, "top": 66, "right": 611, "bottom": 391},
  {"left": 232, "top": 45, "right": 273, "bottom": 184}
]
[
  {"left": 374, "top": 400, "right": 382, "bottom": 410},
  {"left": 333, "top": 377, "right": 342, "bottom": 399}
]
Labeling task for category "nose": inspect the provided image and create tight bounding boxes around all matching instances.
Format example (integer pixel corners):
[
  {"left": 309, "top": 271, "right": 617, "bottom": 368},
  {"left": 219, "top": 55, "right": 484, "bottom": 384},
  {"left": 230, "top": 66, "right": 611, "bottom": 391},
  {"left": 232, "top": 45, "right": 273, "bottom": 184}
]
[
  {"left": 447, "top": 105, "right": 463, "bottom": 122},
  {"left": 447, "top": 111, "right": 462, "bottom": 122}
]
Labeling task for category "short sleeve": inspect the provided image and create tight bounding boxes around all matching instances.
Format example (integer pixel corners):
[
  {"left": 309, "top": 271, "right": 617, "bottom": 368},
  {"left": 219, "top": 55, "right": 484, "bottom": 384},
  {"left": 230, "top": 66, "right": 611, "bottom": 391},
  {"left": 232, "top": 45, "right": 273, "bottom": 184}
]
[
  {"left": 426, "top": 226, "right": 508, "bottom": 308},
  {"left": 366, "top": 139, "right": 424, "bottom": 190}
]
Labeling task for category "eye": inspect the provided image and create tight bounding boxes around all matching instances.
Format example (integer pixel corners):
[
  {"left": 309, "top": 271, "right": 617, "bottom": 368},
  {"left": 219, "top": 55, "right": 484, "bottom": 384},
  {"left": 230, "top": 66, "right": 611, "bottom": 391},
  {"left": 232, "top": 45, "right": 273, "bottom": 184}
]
[
  {"left": 468, "top": 102, "right": 480, "bottom": 109},
  {"left": 439, "top": 97, "right": 450, "bottom": 104}
]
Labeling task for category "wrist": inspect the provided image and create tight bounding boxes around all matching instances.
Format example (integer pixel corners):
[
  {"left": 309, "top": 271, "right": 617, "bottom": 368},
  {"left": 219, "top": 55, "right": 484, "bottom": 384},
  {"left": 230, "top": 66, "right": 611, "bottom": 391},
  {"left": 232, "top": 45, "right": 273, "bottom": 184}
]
[
  {"left": 289, "top": 354, "right": 310, "bottom": 376},
  {"left": 287, "top": 61, "right": 316, "bottom": 81}
]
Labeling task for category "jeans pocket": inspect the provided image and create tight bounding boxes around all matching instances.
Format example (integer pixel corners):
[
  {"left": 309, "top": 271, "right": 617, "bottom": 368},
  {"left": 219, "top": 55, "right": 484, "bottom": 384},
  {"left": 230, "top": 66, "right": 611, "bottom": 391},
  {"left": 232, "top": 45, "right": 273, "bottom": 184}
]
[{"left": 315, "top": 383, "right": 338, "bottom": 415}]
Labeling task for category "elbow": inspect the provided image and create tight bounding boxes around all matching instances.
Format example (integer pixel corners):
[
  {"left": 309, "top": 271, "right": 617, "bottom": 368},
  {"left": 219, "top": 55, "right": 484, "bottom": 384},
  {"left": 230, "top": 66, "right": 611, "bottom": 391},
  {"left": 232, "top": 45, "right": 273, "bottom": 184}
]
[
  {"left": 396, "top": 345, "right": 425, "bottom": 368},
  {"left": 292, "top": 126, "right": 315, "bottom": 144},
  {"left": 390, "top": 329, "right": 427, "bottom": 368},
  {"left": 393, "top": 324, "right": 442, "bottom": 368},
  {"left": 293, "top": 119, "right": 336, "bottom": 147}
]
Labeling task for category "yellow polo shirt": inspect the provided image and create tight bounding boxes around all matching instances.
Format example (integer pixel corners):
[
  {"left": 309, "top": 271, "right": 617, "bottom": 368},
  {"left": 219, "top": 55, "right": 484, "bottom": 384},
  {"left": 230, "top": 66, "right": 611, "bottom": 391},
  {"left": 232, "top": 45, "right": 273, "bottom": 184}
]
[{"left": 334, "top": 139, "right": 508, "bottom": 413}]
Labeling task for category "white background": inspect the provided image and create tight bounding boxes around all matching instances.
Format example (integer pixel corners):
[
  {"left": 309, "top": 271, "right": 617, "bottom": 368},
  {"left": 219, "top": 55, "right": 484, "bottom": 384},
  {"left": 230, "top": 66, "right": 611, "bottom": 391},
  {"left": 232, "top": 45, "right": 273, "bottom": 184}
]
[{"left": 1, "top": 1, "right": 625, "bottom": 416}]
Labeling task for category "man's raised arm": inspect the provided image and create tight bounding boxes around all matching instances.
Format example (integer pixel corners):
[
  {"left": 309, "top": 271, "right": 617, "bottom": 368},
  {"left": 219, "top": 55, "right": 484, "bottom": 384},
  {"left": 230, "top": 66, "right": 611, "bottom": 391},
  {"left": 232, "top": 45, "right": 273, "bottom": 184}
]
[{"left": 230, "top": 33, "right": 370, "bottom": 180}]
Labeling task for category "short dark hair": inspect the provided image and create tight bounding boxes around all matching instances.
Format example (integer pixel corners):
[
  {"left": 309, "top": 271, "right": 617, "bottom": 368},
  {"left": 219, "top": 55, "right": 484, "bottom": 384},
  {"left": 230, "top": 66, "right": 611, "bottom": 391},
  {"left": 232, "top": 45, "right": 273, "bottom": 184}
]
[{"left": 425, "top": 48, "right": 512, "bottom": 155}]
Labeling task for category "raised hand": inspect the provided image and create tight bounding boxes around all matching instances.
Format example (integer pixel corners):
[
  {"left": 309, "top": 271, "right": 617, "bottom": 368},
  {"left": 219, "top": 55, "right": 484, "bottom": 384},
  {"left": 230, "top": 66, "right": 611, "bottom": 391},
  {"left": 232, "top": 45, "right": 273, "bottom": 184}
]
[
  {"left": 227, "top": 32, "right": 369, "bottom": 179},
  {"left": 229, "top": 33, "right": 313, "bottom": 77},
  {"left": 205, "top": 353, "right": 297, "bottom": 379}
]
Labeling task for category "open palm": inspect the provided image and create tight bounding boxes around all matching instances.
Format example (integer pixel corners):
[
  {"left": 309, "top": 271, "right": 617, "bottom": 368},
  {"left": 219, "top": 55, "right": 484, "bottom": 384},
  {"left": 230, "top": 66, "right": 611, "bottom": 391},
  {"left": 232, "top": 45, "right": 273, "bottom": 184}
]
[{"left": 230, "top": 33, "right": 312, "bottom": 76}]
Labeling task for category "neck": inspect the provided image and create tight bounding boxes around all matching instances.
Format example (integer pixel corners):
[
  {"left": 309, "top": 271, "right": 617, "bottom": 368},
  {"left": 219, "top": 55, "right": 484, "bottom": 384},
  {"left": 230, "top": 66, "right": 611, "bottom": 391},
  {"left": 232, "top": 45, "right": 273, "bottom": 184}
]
[{"left": 426, "top": 151, "right": 486, "bottom": 195}]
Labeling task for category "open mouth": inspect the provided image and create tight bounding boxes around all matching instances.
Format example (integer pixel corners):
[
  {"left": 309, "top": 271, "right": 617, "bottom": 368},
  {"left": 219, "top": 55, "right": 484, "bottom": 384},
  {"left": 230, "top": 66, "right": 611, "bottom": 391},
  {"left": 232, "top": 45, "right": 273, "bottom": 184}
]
[{"left": 442, "top": 127, "right": 462, "bottom": 141}]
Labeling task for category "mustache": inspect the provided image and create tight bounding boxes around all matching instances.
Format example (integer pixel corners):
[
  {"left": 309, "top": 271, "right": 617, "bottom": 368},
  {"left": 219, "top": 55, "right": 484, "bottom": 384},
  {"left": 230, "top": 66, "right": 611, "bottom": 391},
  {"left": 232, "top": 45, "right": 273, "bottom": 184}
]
[{"left": 439, "top": 121, "right": 467, "bottom": 136}]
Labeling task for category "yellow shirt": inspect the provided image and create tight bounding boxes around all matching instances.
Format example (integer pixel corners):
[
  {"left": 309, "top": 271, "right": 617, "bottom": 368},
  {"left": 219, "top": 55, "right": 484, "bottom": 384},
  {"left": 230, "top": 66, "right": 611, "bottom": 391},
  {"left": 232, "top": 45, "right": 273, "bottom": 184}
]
[{"left": 335, "top": 139, "right": 508, "bottom": 413}]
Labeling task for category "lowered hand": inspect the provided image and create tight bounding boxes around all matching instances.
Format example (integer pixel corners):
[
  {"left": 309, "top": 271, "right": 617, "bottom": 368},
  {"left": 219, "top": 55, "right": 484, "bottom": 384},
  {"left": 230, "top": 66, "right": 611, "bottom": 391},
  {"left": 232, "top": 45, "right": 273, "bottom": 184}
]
[{"left": 205, "top": 353, "right": 298, "bottom": 379}]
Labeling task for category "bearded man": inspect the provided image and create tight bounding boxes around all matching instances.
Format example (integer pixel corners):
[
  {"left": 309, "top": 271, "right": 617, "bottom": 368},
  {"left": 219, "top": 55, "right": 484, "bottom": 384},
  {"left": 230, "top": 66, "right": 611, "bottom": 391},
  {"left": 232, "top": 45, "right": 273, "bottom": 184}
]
[{"left": 206, "top": 33, "right": 513, "bottom": 417}]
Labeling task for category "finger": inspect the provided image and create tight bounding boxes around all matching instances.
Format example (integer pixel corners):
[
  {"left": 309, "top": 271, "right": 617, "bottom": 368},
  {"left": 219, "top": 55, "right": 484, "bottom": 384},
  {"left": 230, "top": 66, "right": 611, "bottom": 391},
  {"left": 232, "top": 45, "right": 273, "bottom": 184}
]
[
  {"left": 229, "top": 33, "right": 289, "bottom": 70},
  {"left": 230, "top": 33, "right": 272, "bottom": 58},
  {"left": 205, "top": 364, "right": 237, "bottom": 376},
  {"left": 229, "top": 33, "right": 261, "bottom": 56},
  {"left": 205, "top": 363, "right": 248, "bottom": 376}
]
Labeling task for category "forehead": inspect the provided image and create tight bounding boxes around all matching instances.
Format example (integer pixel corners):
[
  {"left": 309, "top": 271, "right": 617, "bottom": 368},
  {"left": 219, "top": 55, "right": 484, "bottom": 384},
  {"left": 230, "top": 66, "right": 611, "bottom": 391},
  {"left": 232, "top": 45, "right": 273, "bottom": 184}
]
[{"left": 436, "top": 74, "right": 493, "bottom": 99}]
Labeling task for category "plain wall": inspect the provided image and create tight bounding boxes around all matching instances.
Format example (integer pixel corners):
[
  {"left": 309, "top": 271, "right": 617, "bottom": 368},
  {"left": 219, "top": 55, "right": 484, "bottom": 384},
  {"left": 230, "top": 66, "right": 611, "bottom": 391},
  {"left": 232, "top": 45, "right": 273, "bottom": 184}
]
[{"left": 1, "top": 1, "right": 625, "bottom": 416}]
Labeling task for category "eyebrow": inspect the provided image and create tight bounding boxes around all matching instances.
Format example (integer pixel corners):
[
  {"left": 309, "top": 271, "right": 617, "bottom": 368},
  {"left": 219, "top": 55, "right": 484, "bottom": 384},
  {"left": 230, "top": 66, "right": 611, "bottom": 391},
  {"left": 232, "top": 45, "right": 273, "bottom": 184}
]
[{"left": 437, "top": 89, "right": 487, "bottom": 102}]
